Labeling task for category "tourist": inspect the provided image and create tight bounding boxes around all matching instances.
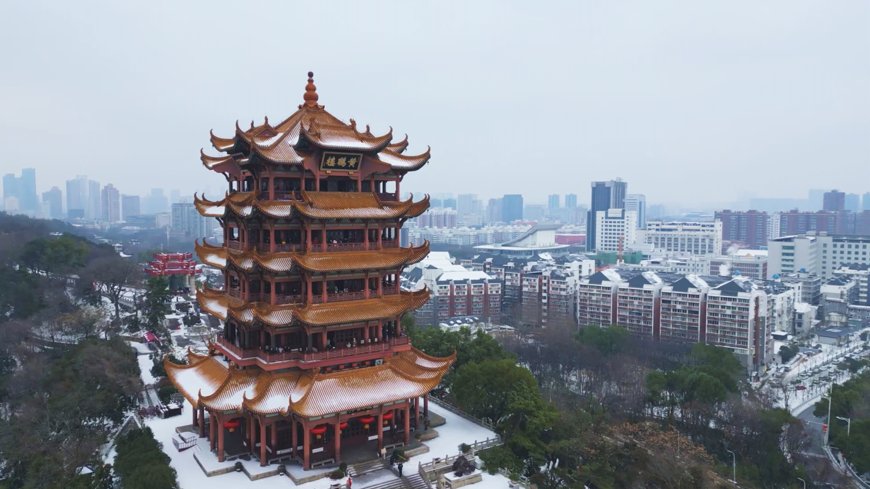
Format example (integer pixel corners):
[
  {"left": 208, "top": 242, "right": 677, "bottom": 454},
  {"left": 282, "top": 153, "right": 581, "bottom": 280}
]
[
  {"left": 347, "top": 476, "right": 352, "bottom": 489},
  {"left": 398, "top": 463, "right": 403, "bottom": 477}
]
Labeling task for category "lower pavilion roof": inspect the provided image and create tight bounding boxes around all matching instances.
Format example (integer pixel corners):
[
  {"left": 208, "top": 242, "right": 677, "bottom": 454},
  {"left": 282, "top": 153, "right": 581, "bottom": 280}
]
[
  {"left": 194, "top": 191, "right": 428, "bottom": 220},
  {"left": 197, "top": 286, "right": 430, "bottom": 327},
  {"left": 165, "top": 347, "right": 454, "bottom": 417},
  {"left": 195, "top": 240, "right": 429, "bottom": 273}
]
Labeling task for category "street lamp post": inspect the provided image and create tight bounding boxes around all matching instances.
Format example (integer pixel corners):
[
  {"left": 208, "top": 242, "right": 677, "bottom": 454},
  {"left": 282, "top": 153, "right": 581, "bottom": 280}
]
[
  {"left": 726, "top": 449, "right": 736, "bottom": 484},
  {"left": 835, "top": 416, "right": 851, "bottom": 436},
  {"left": 824, "top": 384, "right": 833, "bottom": 447}
]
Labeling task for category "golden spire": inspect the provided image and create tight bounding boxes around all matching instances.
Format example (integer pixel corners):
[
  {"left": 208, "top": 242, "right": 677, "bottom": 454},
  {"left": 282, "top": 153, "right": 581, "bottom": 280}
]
[{"left": 302, "top": 71, "right": 319, "bottom": 107}]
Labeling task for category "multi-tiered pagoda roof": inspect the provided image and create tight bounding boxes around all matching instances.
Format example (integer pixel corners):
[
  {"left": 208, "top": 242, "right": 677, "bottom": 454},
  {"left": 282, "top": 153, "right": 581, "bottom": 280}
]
[{"left": 167, "top": 72, "right": 451, "bottom": 471}]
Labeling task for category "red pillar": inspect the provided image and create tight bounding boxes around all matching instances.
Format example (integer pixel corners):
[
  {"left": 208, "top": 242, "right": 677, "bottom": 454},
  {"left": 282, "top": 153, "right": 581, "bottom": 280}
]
[
  {"left": 303, "top": 423, "right": 311, "bottom": 469},
  {"left": 192, "top": 404, "right": 198, "bottom": 426},
  {"left": 260, "top": 419, "right": 268, "bottom": 466},
  {"left": 198, "top": 406, "right": 205, "bottom": 437},
  {"left": 403, "top": 404, "right": 410, "bottom": 444},
  {"left": 321, "top": 227, "right": 326, "bottom": 252},
  {"left": 414, "top": 396, "right": 420, "bottom": 423},
  {"left": 424, "top": 395, "right": 429, "bottom": 417},
  {"left": 217, "top": 418, "right": 226, "bottom": 462},
  {"left": 364, "top": 273, "right": 370, "bottom": 299},
  {"left": 322, "top": 278, "right": 328, "bottom": 303},
  {"left": 249, "top": 416, "right": 256, "bottom": 454},
  {"left": 209, "top": 412, "right": 216, "bottom": 450},
  {"left": 271, "top": 279, "right": 276, "bottom": 304},
  {"left": 364, "top": 224, "right": 370, "bottom": 249},
  {"left": 271, "top": 420, "right": 278, "bottom": 448},
  {"left": 306, "top": 275, "right": 313, "bottom": 304},
  {"left": 334, "top": 420, "right": 342, "bottom": 463},
  {"left": 291, "top": 418, "right": 298, "bottom": 457},
  {"left": 377, "top": 412, "right": 384, "bottom": 451},
  {"left": 377, "top": 320, "right": 383, "bottom": 340}
]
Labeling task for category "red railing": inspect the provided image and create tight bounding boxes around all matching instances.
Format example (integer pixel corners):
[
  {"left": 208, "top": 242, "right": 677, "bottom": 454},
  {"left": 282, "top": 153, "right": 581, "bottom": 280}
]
[
  {"left": 326, "top": 242, "right": 367, "bottom": 251},
  {"left": 310, "top": 291, "right": 368, "bottom": 304},
  {"left": 274, "top": 243, "right": 303, "bottom": 252},
  {"left": 215, "top": 336, "right": 410, "bottom": 365}
]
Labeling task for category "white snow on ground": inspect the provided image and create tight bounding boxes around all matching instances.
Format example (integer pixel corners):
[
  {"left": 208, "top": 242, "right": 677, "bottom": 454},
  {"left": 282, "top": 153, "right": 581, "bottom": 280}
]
[
  {"left": 138, "top": 354, "right": 157, "bottom": 385},
  {"left": 141, "top": 401, "right": 509, "bottom": 489}
]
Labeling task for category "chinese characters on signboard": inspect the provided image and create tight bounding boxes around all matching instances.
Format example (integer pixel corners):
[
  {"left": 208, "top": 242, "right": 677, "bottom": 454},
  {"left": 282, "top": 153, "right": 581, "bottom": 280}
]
[{"left": 320, "top": 152, "right": 362, "bottom": 171}]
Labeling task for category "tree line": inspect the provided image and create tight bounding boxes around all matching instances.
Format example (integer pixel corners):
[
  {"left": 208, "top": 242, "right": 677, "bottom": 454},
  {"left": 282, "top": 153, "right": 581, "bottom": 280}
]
[{"left": 410, "top": 319, "right": 822, "bottom": 488}]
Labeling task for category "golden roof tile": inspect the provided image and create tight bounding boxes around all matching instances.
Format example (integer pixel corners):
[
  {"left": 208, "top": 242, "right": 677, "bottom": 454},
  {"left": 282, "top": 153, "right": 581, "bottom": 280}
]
[{"left": 166, "top": 348, "right": 453, "bottom": 417}]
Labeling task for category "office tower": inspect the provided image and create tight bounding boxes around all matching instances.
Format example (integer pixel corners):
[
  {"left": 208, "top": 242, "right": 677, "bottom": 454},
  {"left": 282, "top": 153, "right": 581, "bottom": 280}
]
[
  {"left": 547, "top": 194, "right": 560, "bottom": 213},
  {"left": 565, "top": 194, "right": 578, "bottom": 209},
  {"left": 65, "top": 175, "right": 88, "bottom": 219},
  {"left": 587, "top": 179, "right": 628, "bottom": 251},
  {"left": 101, "top": 184, "right": 121, "bottom": 223},
  {"left": 845, "top": 193, "right": 860, "bottom": 212},
  {"left": 2, "top": 169, "right": 38, "bottom": 215},
  {"left": 715, "top": 210, "right": 769, "bottom": 249},
  {"left": 42, "top": 187, "right": 63, "bottom": 219},
  {"left": 594, "top": 209, "right": 638, "bottom": 253},
  {"left": 487, "top": 198, "right": 503, "bottom": 224},
  {"left": 501, "top": 194, "right": 523, "bottom": 223},
  {"left": 143, "top": 188, "right": 169, "bottom": 214},
  {"left": 121, "top": 194, "right": 141, "bottom": 221},
  {"left": 624, "top": 194, "right": 646, "bottom": 229},
  {"left": 823, "top": 190, "right": 845, "bottom": 212},
  {"left": 87, "top": 180, "right": 101, "bottom": 220}
]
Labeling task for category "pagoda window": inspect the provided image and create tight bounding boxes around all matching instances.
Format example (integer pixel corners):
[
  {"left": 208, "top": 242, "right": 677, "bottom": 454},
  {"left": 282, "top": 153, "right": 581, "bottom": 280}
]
[
  {"left": 239, "top": 175, "right": 253, "bottom": 192},
  {"left": 259, "top": 178, "right": 270, "bottom": 199}
]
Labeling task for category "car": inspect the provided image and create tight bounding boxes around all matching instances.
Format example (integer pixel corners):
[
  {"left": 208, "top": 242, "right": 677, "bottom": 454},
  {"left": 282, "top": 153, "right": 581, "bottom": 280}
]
[{"left": 796, "top": 385, "right": 807, "bottom": 390}]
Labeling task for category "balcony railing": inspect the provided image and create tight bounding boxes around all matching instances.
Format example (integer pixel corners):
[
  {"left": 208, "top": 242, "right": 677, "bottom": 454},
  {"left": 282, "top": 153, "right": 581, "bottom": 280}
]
[
  {"left": 327, "top": 242, "right": 367, "bottom": 251},
  {"left": 310, "top": 290, "right": 368, "bottom": 304},
  {"left": 274, "top": 243, "right": 303, "bottom": 252},
  {"left": 214, "top": 336, "right": 410, "bottom": 365},
  {"left": 377, "top": 193, "right": 399, "bottom": 202}
]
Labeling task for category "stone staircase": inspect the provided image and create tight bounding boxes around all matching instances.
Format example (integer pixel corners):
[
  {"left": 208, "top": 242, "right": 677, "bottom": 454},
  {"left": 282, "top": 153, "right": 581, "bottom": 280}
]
[
  {"left": 347, "top": 458, "right": 388, "bottom": 477},
  {"left": 361, "top": 474, "right": 428, "bottom": 489}
]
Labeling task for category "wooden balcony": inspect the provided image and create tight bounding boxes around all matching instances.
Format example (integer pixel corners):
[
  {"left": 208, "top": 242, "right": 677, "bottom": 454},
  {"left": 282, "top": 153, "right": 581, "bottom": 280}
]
[{"left": 213, "top": 336, "right": 411, "bottom": 370}]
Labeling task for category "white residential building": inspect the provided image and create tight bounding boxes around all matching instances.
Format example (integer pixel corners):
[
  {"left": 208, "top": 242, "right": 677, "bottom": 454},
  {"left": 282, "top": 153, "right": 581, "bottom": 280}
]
[
  {"left": 594, "top": 209, "right": 637, "bottom": 253},
  {"left": 768, "top": 234, "right": 870, "bottom": 280},
  {"left": 637, "top": 221, "right": 723, "bottom": 256}
]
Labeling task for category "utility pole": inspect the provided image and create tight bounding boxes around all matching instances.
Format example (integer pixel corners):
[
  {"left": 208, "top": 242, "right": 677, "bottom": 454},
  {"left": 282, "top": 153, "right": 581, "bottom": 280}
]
[{"left": 824, "top": 383, "right": 833, "bottom": 447}]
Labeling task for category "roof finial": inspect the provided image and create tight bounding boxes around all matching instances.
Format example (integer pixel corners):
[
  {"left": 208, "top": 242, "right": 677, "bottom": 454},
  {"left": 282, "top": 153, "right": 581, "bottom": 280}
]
[{"left": 303, "top": 71, "right": 319, "bottom": 107}]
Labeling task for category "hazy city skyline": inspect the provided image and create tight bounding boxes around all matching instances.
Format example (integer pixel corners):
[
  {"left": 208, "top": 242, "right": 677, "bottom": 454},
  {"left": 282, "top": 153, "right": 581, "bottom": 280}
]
[{"left": 2, "top": 1, "right": 868, "bottom": 206}]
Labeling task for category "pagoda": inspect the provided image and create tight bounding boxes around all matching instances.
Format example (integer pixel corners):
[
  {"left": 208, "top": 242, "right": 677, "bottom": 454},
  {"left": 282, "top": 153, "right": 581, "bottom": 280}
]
[{"left": 165, "top": 73, "right": 453, "bottom": 470}]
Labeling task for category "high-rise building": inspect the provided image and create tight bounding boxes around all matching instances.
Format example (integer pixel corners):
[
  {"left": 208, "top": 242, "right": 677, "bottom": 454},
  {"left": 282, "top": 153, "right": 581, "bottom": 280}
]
[
  {"left": 845, "top": 193, "right": 860, "bottom": 212},
  {"left": 501, "top": 194, "right": 523, "bottom": 223},
  {"left": 565, "top": 194, "right": 578, "bottom": 209},
  {"left": 823, "top": 190, "right": 845, "bottom": 212},
  {"left": 42, "top": 187, "right": 63, "bottom": 219},
  {"left": 624, "top": 194, "right": 646, "bottom": 229},
  {"left": 862, "top": 193, "right": 870, "bottom": 211},
  {"left": 143, "top": 188, "right": 169, "bottom": 214},
  {"left": 65, "top": 175, "right": 88, "bottom": 219},
  {"left": 594, "top": 209, "right": 637, "bottom": 253},
  {"left": 587, "top": 179, "right": 628, "bottom": 251},
  {"left": 171, "top": 202, "right": 210, "bottom": 237},
  {"left": 2, "top": 169, "right": 38, "bottom": 215},
  {"left": 715, "top": 210, "right": 769, "bottom": 249},
  {"left": 87, "top": 180, "right": 101, "bottom": 220},
  {"left": 547, "top": 194, "right": 560, "bottom": 213},
  {"left": 167, "top": 74, "right": 452, "bottom": 470},
  {"left": 486, "top": 198, "right": 502, "bottom": 224},
  {"left": 101, "top": 184, "right": 121, "bottom": 223},
  {"left": 121, "top": 194, "right": 141, "bottom": 221}
]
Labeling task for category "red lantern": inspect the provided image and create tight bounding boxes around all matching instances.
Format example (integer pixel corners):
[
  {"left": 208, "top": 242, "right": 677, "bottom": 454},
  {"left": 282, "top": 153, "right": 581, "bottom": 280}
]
[
  {"left": 223, "top": 419, "right": 240, "bottom": 432},
  {"left": 382, "top": 412, "right": 394, "bottom": 421},
  {"left": 340, "top": 422, "right": 349, "bottom": 431},
  {"left": 311, "top": 424, "right": 327, "bottom": 439},
  {"left": 359, "top": 416, "right": 375, "bottom": 429}
]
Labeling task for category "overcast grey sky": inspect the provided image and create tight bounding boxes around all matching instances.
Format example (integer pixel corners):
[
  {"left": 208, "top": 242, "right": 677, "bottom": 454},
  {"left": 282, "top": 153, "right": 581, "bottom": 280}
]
[{"left": 2, "top": 1, "right": 868, "bottom": 207}]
